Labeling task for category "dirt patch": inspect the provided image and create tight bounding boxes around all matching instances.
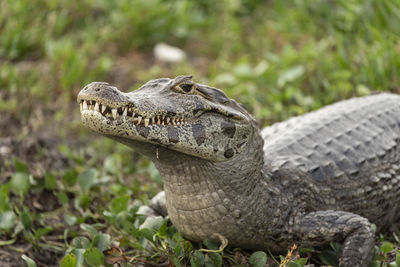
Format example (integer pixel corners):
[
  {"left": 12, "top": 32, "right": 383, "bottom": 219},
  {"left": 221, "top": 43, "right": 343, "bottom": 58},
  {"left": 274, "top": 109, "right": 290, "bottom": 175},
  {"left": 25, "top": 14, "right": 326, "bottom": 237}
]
[{"left": 0, "top": 136, "right": 71, "bottom": 182}]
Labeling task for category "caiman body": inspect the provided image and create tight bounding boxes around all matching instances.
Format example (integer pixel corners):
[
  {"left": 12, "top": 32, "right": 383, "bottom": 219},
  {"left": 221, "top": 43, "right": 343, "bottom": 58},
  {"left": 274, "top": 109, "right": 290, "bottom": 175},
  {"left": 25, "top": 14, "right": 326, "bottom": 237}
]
[{"left": 78, "top": 76, "right": 400, "bottom": 266}]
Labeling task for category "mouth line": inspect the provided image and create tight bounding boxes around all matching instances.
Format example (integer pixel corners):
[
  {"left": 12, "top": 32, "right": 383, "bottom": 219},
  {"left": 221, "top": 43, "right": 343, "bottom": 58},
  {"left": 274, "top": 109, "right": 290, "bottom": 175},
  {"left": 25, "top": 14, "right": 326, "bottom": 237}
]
[{"left": 79, "top": 99, "right": 188, "bottom": 127}]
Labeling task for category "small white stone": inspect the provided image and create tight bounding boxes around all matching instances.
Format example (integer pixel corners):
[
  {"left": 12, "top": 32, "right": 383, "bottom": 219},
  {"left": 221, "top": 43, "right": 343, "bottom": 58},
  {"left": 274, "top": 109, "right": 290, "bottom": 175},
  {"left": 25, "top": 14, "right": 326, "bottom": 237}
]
[{"left": 154, "top": 43, "right": 186, "bottom": 63}]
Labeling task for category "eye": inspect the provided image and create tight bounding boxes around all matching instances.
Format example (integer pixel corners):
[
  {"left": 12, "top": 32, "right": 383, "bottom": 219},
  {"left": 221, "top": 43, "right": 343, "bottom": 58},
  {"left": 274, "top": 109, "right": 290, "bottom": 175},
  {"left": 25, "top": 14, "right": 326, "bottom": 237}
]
[{"left": 179, "top": 83, "right": 194, "bottom": 93}]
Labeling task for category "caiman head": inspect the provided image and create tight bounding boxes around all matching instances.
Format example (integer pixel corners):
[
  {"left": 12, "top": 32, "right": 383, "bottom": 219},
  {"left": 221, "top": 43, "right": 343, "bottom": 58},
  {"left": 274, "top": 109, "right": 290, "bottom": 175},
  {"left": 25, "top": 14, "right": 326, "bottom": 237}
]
[{"left": 77, "top": 75, "right": 257, "bottom": 162}]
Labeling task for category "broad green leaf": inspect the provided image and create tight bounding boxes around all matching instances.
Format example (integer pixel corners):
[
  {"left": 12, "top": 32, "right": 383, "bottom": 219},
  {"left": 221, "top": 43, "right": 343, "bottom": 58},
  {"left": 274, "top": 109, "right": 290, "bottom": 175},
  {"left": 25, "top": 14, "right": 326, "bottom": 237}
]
[
  {"left": 20, "top": 210, "right": 32, "bottom": 229},
  {"left": 80, "top": 224, "right": 97, "bottom": 238},
  {"left": 78, "top": 168, "right": 97, "bottom": 192},
  {"left": 84, "top": 247, "right": 104, "bottom": 266},
  {"left": 380, "top": 242, "right": 394, "bottom": 253},
  {"left": 60, "top": 253, "right": 77, "bottom": 267},
  {"left": 64, "top": 213, "right": 77, "bottom": 226},
  {"left": 71, "top": 248, "right": 85, "bottom": 266},
  {"left": 396, "top": 251, "right": 400, "bottom": 266},
  {"left": 295, "top": 258, "right": 308, "bottom": 267},
  {"left": 139, "top": 216, "right": 164, "bottom": 231},
  {"left": 72, "top": 236, "right": 91, "bottom": 249},
  {"left": 62, "top": 169, "right": 78, "bottom": 187},
  {"left": 205, "top": 252, "right": 222, "bottom": 267},
  {"left": 370, "top": 260, "right": 381, "bottom": 267},
  {"left": 34, "top": 227, "right": 53, "bottom": 240},
  {"left": 190, "top": 250, "right": 205, "bottom": 267},
  {"left": 21, "top": 254, "right": 36, "bottom": 267},
  {"left": 249, "top": 251, "right": 267, "bottom": 267},
  {"left": 288, "top": 262, "right": 301, "bottom": 267},
  {"left": 0, "top": 184, "right": 10, "bottom": 212},
  {"left": 92, "top": 233, "right": 110, "bottom": 251},
  {"left": 168, "top": 255, "right": 182, "bottom": 267},
  {"left": 156, "top": 218, "right": 168, "bottom": 237},
  {"left": 110, "top": 194, "right": 130, "bottom": 214},
  {"left": 0, "top": 211, "right": 16, "bottom": 230},
  {"left": 203, "top": 239, "right": 219, "bottom": 250},
  {"left": 10, "top": 172, "right": 30, "bottom": 195},
  {"left": 44, "top": 172, "right": 57, "bottom": 190},
  {"left": 139, "top": 228, "right": 155, "bottom": 242},
  {"left": 317, "top": 247, "right": 339, "bottom": 266},
  {"left": 57, "top": 192, "right": 69, "bottom": 206},
  {"left": 14, "top": 158, "right": 29, "bottom": 173},
  {"left": 76, "top": 194, "right": 91, "bottom": 209}
]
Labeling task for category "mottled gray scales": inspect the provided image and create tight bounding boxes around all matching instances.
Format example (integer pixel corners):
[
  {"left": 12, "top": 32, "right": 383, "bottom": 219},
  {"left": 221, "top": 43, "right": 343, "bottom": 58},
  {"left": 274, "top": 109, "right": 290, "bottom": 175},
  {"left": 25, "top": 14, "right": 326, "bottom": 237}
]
[
  {"left": 78, "top": 76, "right": 400, "bottom": 267},
  {"left": 192, "top": 124, "right": 206, "bottom": 146},
  {"left": 167, "top": 127, "right": 179, "bottom": 143}
]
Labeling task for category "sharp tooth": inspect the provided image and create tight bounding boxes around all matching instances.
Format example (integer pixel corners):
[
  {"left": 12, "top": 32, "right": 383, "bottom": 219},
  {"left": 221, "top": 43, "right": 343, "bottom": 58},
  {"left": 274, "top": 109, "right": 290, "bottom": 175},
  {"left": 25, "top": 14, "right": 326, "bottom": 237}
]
[
  {"left": 156, "top": 115, "right": 160, "bottom": 124},
  {"left": 137, "top": 116, "right": 142, "bottom": 124},
  {"left": 150, "top": 117, "right": 154, "bottom": 124},
  {"left": 123, "top": 107, "right": 127, "bottom": 116},
  {"left": 80, "top": 102, "right": 83, "bottom": 111},
  {"left": 144, "top": 118, "right": 149, "bottom": 127},
  {"left": 112, "top": 108, "right": 117, "bottom": 119},
  {"left": 101, "top": 105, "right": 106, "bottom": 113},
  {"left": 94, "top": 102, "right": 99, "bottom": 112},
  {"left": 83, "top": 101, "right": 88, "bottom": 110},
  {"left": 166, "top": 117, "right": 170, "bottom": 124},
  {"left": 132, "top": 112, "right": 135, "bottom": 118}
]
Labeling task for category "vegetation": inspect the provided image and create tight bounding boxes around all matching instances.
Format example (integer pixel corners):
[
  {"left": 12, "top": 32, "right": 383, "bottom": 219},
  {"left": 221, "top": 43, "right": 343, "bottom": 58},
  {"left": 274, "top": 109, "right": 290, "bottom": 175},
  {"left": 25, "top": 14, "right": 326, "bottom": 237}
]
[{"left": 1, "top": 0, "right": 400, "bottom": 266}]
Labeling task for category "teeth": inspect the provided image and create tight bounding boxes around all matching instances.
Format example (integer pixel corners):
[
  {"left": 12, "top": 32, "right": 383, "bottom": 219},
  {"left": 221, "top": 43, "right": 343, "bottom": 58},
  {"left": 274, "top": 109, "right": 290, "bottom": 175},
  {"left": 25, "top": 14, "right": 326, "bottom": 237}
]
[
  {"left": 81, "top": 102, "right": 187, "bottom": 128},
  {"left": 112, "top": 108, "right": 117, "bottom": 119}
]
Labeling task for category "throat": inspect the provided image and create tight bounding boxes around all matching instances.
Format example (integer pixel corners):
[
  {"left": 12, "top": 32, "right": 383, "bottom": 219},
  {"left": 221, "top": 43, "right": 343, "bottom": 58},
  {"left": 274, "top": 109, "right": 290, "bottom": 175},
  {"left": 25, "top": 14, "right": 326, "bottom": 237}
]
[{"left": 152, "top": 139, "right": 265, "bottom": 242}]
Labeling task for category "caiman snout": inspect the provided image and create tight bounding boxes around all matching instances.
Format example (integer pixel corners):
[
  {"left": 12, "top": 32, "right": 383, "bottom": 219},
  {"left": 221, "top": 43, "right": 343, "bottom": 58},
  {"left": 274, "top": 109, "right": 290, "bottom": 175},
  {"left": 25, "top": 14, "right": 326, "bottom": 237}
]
[{"left": 77, "top": 82, "right": 128, "bottom": 108}]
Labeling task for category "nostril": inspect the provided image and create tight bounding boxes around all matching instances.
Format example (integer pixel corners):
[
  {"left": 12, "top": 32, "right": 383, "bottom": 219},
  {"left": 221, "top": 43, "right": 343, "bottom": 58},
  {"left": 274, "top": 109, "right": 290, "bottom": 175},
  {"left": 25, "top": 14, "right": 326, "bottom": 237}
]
[
  {"left": 95, "top": 88, "right": 100, "bottom": 92},
  {"left": 83, "top": 86, "right": 88, "bottom": 90}
]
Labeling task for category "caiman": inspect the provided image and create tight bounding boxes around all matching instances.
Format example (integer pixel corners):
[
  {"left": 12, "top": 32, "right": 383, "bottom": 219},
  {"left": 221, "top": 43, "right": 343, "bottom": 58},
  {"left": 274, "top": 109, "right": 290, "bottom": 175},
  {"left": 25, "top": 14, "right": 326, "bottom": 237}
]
[{"left": 78, "top": 75, "right": 400, "bottom": 266}]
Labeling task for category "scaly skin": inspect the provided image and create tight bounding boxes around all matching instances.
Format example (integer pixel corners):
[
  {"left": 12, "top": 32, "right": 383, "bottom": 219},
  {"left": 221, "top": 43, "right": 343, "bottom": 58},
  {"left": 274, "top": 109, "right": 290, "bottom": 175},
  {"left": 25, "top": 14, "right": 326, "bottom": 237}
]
[{"left": 78, "top": 75, "right": 400, "bottom": 266}]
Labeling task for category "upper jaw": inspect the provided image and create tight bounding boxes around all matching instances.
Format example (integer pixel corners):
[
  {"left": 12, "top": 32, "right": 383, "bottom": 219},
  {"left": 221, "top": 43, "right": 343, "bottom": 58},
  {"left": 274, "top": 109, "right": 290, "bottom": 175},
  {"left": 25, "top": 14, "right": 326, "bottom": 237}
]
[{"left": 79, "top": 98, "right": 189, "bottom": 127}]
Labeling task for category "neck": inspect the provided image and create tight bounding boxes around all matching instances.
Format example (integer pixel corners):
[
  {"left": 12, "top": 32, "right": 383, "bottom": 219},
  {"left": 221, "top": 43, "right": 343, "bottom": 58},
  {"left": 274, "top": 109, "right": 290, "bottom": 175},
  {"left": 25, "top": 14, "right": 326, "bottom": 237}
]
[{"left": 152, "top": 128, "right": 266, "bottom": 242}]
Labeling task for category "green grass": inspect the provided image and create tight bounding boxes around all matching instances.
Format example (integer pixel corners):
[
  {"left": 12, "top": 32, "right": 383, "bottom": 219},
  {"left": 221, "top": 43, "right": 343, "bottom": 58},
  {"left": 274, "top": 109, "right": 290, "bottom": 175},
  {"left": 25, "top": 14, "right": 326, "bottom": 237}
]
[{"left": 1, "top": 0, "right": 400, "bottom": 266}]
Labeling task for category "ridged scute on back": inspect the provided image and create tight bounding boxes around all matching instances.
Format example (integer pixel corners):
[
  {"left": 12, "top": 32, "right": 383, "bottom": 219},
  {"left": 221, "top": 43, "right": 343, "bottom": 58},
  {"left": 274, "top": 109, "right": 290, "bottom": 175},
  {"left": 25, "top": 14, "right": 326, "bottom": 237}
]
[{"left": 262, "top": 93, "right": 400, "bottom": 183}]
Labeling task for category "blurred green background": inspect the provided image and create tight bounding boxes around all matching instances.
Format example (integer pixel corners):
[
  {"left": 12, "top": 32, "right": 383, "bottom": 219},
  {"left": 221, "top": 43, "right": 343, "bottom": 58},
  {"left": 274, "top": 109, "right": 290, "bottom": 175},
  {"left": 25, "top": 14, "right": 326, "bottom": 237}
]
[{"left": 1, "top": 0, "right": 400, "bottom": 266}]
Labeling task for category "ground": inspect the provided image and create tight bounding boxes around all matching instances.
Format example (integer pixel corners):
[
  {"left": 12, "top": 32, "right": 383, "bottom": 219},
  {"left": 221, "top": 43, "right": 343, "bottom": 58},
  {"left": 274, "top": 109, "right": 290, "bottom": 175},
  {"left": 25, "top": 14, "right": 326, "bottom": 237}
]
[{"left": 1, "top": 0, "right": 400, "bottom": 266}]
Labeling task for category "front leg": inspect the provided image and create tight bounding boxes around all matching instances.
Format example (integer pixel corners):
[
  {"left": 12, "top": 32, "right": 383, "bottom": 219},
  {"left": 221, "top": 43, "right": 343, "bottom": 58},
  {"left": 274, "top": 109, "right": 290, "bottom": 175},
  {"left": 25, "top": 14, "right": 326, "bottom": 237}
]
[
  {"left": 293, "top": 210, "right": 374, "bottom": 267},
  {"left": 149, "top": 191, "right": 168, "bottom": 216}
]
